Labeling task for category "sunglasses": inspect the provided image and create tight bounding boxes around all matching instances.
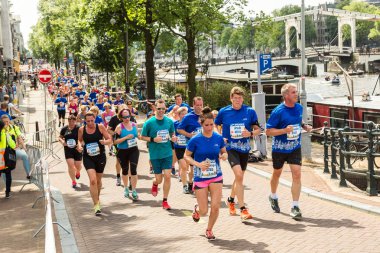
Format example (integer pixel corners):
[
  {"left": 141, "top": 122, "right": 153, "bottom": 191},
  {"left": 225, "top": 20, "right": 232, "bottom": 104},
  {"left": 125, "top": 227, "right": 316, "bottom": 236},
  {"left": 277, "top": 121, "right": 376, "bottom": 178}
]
[
  {"left": 157, "top": 108, "right": 166, "bottom": 111},
  {"left": 122, "top": 116, "right": 130, "bottom": 119},
  {"left": 68, "top": 118, "right": 76, "bottom": 121}
]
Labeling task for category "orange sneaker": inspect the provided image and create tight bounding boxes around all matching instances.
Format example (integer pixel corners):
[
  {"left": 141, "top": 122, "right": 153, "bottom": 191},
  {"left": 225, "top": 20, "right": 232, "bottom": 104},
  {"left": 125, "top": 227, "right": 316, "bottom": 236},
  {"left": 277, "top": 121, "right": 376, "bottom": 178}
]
[
  {"left": 227, "top": 200, "right": 236, "bottom": 216},
  {"left": 240, "top": 208, "right": 253, "bottom": 220}
]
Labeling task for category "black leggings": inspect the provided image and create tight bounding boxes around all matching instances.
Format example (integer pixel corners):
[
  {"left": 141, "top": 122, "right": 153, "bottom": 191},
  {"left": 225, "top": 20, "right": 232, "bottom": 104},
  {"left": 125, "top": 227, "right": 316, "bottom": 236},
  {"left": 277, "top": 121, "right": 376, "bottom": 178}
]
[
  {"left": 117, "top": 147, "right": 139, "bottom": 176},
  {"left": 0, "top": 168, "right": 12, "bottom": 193}
]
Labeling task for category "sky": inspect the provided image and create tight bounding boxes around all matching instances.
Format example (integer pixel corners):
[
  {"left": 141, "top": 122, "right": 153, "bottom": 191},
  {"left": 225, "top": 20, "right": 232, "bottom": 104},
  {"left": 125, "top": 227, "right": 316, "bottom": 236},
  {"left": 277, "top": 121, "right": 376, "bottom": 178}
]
[{"left": 10, "top": 0, "right": 331, "bottom": 49}]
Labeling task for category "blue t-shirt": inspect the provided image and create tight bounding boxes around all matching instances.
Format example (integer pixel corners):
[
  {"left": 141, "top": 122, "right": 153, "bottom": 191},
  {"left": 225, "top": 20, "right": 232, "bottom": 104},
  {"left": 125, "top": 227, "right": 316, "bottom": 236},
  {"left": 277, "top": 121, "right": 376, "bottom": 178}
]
[
  {"left": 95, "top": 115, "right": 103, "bottom": 124},
  {"left": 167, "top": 102, "right": 192, "bottom": 113},
  {"left": 55, "top": 97, "right": 67, "bottom": 111},
  {"left": 114, "top": 99, "right": 124, "bottom": 106},
  {"left": 81, "top": 100, "right": 90, "bottom": 106},
  {"left": 187, "top": 132, "right": 225, "bottom": 182},
  {"left": 177, "top": 111, "right": 202, "bottom": 141},
  {"left": 266, "top": 103, "right": 303, "bottom": 153},
  {"left": 215, "top": 104, "right": 258, "bottom": 153},
  {"left": 95, "top": 101, "right": 104, "bottom": 111},
  {"left": 72, "top": 83, "right": 79, "bottom": 88},
  {"left": 174, "top": 120, "right": 187, "bottom": 149},
  {"left": 89, "top": 92, "right": 97, "bottom": 101},
  {"left": 75, "top": 91, "right": 86, "bottom": 100},
  {"left": 0, "top": 110, "right": 12, "bottom": 120}
]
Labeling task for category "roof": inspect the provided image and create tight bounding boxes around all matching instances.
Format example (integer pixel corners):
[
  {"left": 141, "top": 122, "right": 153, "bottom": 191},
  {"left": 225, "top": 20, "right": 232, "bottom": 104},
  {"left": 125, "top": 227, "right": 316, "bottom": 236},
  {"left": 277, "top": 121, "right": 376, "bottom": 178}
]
[{"left": 310, "top": 94, "right": 380, "bottom": 111}]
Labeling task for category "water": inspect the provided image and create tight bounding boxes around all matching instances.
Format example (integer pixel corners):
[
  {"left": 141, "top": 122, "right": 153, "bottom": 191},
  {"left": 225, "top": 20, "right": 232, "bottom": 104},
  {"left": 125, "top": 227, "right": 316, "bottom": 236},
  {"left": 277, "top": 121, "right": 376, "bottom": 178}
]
[{"left": 304, "top": 74, "right": 380, "bottom": 99}]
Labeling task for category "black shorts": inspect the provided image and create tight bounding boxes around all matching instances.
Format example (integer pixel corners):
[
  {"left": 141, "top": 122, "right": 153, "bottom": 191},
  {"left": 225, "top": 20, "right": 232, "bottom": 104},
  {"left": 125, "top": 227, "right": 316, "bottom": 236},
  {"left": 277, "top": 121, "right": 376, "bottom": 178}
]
[
  {"left": 171, "top": 141, "right": 174, "bottom": 150},
  {"left": 227, "top": 149, "right": 249, "bottom": 171},
  {"left": 58, "top": 110, "right": 66, "bottom": 119},
  {"left": 175, "top": 148, "right": 186, "bottom": 160},
  {"left": 83, "top": 153, "right": 107, "bottom": 173},
  {"left": 64, "top": 147, "right": 82, "bottom": 161},
  {"left": 272, "top": 148, "right": 302, "bottom": 169}
]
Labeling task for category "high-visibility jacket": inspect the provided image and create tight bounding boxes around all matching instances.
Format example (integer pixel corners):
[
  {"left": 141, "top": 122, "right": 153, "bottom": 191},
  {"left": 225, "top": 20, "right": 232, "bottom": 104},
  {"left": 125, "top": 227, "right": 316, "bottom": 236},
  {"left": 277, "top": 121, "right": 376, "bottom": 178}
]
[{"left": 0, "top": 129, "right": 16, "bottom": 170}]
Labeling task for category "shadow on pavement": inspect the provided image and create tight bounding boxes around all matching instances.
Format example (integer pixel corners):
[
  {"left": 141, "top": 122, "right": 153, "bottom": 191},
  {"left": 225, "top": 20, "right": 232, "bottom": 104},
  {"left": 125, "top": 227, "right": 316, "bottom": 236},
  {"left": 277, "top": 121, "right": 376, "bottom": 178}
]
[
  {"left": 210, "top": 239, "right": 270, "bottom": 252},
  {"left": 303, "top": 217, "right": 364, "bottom": 229},
  {"left": 245, "top": 217, "right": 307, "bottom": 232}
]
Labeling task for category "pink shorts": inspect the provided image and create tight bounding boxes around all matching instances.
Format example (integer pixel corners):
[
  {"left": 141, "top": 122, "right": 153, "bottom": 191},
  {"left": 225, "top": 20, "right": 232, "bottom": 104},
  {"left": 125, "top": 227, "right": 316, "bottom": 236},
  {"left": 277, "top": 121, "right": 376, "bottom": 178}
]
[{"left": 193, "top": 176, "right": 223, "bottom": 190}]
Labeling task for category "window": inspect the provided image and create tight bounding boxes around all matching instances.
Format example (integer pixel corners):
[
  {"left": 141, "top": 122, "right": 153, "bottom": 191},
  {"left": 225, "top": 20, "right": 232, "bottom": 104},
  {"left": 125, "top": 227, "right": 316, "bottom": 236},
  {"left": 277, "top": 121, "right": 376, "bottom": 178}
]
[
  {"left": 363, "top": 112, "right": 380, "bottom": 128},
  {"left": 330, "top": 108, "right": 348, "bottom": 128}
]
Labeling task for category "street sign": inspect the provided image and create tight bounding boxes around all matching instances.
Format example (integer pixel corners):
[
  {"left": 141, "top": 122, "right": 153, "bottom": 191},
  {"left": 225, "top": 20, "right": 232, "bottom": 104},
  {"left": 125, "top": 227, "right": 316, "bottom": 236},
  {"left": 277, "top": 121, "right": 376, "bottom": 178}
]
[
  {"left": 38, "top": 69, "right": 52, "bottom": 84},
  {"left": 259, "top": 54, "right": 272, "bottom": 74},
  {"left": 64, "top": 56, "right": 67, "bottom": 62}
]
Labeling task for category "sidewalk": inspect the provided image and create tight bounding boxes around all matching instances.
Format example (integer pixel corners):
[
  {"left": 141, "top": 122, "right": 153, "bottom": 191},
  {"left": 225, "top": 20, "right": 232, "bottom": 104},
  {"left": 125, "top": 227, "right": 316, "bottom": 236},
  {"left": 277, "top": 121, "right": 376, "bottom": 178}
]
[{"left": 3, "top": 87, "right": 380, "bottom": 252}]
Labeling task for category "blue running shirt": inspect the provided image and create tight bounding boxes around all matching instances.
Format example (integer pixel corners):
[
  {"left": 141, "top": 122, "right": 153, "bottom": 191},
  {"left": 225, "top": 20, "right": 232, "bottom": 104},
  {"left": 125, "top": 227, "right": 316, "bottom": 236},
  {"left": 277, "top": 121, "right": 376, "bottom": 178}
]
[
  {"left": 177, "top": 111, "right": 202, "bottom": 141},
  {"left": 266, "top": 103, "right": 303, "bottom": 153}
]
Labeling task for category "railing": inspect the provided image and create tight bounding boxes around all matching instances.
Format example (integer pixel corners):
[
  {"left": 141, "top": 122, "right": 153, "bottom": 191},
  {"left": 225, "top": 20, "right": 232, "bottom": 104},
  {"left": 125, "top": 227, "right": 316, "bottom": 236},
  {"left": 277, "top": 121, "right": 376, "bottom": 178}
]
[{"left": 322, "top": 121, "right": 380, "bottom": 196}]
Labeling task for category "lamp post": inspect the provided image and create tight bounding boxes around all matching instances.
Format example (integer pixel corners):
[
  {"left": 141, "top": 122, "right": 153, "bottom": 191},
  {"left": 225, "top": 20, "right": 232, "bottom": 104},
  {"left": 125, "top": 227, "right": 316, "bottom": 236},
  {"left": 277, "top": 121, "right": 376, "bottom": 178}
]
[
  {"left": 300, "top": 0, "right": 311, "bottom": 160},
  {"left": 120, "top": 0, "right": 130, "bottom": 94}
]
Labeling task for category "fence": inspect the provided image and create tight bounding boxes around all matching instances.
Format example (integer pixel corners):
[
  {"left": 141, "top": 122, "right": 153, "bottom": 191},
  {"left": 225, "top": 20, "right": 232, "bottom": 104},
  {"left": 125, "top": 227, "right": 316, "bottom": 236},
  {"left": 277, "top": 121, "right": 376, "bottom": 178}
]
[{"left": 322, "top": 121, "right": 380, "bottom": 196}]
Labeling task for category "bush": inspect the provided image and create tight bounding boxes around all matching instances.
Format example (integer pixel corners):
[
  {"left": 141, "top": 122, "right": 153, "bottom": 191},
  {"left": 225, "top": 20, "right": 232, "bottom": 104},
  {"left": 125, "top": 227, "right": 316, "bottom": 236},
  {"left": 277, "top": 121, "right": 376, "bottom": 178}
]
[{"left": 196, "top": 81, "right": 251, "bottom": 111}]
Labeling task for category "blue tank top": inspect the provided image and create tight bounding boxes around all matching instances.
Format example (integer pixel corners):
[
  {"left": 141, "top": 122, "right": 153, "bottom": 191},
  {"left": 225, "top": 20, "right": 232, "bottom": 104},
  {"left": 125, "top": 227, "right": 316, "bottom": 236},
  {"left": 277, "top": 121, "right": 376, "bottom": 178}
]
[{"left": 117, "top": 123, "right": 138, "bottom": 149}]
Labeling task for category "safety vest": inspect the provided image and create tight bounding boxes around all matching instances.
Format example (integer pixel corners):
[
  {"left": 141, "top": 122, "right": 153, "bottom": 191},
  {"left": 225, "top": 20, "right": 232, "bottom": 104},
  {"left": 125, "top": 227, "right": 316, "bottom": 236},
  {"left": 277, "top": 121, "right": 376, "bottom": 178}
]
[{"left": 0, "top": 129, "right": 16, "bottom": 170}]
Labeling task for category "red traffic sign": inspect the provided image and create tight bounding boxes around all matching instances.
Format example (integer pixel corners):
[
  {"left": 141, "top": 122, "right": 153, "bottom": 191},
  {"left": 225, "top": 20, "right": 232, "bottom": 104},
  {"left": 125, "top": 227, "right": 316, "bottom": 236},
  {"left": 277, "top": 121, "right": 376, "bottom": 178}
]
[
  {"left": 64, "top": 56, "right": 67, "bottom": 62},
  {"left": 38, "top": 69, "right": 52, "bottom": 84}
]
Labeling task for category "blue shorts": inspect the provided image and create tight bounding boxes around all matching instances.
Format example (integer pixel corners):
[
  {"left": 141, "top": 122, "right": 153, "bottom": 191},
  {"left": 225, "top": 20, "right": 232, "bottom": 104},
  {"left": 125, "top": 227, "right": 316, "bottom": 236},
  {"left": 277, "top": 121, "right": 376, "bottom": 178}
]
[{"left": 151, "top": 156, "right": 173, "bottom": 174}]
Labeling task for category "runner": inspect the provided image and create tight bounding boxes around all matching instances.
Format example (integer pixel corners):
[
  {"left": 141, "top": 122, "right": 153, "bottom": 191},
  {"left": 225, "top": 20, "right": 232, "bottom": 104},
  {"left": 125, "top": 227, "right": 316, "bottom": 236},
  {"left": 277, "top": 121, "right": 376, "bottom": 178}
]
[
  {"left": 55, "top": 90, "right": 68, "bottom": 127},
  {"left": 126, "top": 100, "right": 139, "bottom": 123},
  {"left": 114, "top": 108, "right": 140, "bottom": 200},
  {"left": 68, "top": 98, "right": 79, "bottom": 117},
  {"left": 184, "top": 107, "right": 228, "bottom": 240},
  {"left": 89, "top": 106, "right": 104, "bottom": 124},
  {"left": 167, "top": 94, "right": 192, "bottom": 113},
  {"left": 107, "top": 104, "right": 125, "bottom": 186},
  {"left": 59, "top": 114, "right": 82, "bottom": 188},
  {"left": 141, "top": 99, "right": 176, "bottom": 210},
  {"left": 77, "top": 105, "right": 88, "bottom": 126},
  {"left": 215, "top": 86, "right": 261, "bottom": 220},
  {"left": 177, "top": 96, "right": 204, "bottom": 193},
  {"left": 77, "top": 112, "right": 112, "bottom": 215},
  {"left": 173, "top": 107, "right": 191, "bottom": 193},
  {"left": 266, "top": 83, "right": 312, "bottom": 220}
]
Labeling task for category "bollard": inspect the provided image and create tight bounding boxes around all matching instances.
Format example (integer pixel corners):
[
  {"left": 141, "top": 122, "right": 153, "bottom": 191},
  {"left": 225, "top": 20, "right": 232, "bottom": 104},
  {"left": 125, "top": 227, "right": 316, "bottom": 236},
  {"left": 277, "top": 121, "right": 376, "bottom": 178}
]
[
  {"left": 338, "top": 129, "right": 348, "bottom": 187},
  {"left": 366, "top": 122, "right": 378, "bottom": 196},
  {"left": 323, "top": 122, "right": 330, "bottom": 174},
  {"left": 36, "top": 121, "right": 40, "bottom": 142},
  {"left": 344, "top": 126, "right": 353, "bottom": 170},
  {"left": 330, "top": 129, "right": 338, "bottom": 179}
]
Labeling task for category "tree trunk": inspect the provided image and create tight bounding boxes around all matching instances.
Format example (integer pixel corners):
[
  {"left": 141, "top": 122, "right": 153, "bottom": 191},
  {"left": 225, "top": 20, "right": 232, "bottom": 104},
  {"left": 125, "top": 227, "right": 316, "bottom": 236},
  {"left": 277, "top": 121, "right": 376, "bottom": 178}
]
[
  {"left": 106, "top": 71, "right": 109, "bottom": 89},
  {"left": 186, "top": 33, "right": 197, "bottom": 104},
  {"left": 145, "top": 0, "right": 155, "bottom": 100}
]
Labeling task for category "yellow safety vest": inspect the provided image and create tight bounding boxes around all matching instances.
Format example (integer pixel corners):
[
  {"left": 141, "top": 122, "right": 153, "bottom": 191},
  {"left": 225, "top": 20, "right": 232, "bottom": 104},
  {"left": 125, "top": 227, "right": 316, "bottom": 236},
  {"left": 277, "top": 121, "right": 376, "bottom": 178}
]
[{"left": 0, "top": 129, "right": 16, "bottom": 170}]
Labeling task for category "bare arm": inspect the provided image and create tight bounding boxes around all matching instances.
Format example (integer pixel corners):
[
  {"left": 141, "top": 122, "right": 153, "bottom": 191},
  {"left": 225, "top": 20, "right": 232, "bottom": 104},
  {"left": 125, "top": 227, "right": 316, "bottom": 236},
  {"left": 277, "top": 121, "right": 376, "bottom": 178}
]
[
  {"left": 177, "top": 129, "right": 193, "bottom": 138},
  {"left": 99, "top": 124, "right": 112, "bottom": 145}
]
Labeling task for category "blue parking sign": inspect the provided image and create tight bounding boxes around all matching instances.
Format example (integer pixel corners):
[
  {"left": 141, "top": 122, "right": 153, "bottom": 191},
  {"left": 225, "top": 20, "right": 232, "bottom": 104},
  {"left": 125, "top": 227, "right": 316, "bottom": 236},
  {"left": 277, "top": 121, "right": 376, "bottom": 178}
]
[{"left": 259, "top": 54, "right": 272, "bottom": 74}]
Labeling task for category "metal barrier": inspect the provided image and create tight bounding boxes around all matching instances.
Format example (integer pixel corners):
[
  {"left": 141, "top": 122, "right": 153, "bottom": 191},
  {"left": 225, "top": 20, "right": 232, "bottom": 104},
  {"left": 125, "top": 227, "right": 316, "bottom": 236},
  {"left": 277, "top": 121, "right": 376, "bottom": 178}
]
[
  {"left": 322, "top": 121, "right": 380, "bottom": 196},
  {"left": 26, "top": 127, "right": 59, "bottom": 159},
  {"left": 32, "top": 159, "right": 70, "bottom": 253}
]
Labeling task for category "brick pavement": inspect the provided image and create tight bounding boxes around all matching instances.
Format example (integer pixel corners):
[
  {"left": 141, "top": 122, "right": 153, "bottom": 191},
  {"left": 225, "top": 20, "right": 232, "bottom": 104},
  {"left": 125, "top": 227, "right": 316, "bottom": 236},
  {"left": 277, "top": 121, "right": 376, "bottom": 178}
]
[{"left": 5, "top": 86, "right": 380, "bottom": 252}]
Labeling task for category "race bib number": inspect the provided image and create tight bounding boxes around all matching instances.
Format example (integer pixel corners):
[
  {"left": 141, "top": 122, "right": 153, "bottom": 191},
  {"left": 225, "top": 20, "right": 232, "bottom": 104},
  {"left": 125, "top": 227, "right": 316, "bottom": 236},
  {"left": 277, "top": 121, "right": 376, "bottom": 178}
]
[
  {"left": 86, "top": 142, "right": 100, "bottom": 156},
  {"left": 176, "top": 135, "right": 187, "bottom": 146},
  {"left": 200, "top": 159, "right": 217, "bottom": 179},
  {"left": 127, "top": 138, "right": 137, "bottom": 148},
  {"left": 66, "top": 139, "right": 76, "bottom": 148},
  {"left": 287, "top": 124, "right": 301, "bottom": 141},
  {"left": 230, "top": 123, "right": 245, "bottom": 139},
  {"left": 59, "top": 102, "right": 64, "bottom": 107},
  {"left": 70, "top": 108, "right": 75, "bottom": 113},
  {"left": 80, "top": 94, "right": 84, "bottom": 99},
  {"left": 157, "top": 130, "right": 169, "bottom": 143},
  {"left": 105, "top": 116, "right": 112, "bottom": 123}
]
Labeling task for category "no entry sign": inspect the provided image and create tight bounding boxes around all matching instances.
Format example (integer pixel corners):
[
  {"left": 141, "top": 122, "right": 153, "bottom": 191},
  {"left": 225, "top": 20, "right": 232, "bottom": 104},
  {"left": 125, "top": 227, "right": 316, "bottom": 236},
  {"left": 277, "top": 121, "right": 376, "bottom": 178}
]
[{"left": 38, "top": 69, "right": 52, "bottom": 84}]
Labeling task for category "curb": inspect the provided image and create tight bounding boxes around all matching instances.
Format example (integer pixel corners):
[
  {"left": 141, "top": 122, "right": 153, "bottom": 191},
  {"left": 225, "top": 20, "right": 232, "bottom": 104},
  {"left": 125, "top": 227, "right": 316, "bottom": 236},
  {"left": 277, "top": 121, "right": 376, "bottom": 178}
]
[
  {"left": 51, "top": 187, "right": 79, "bottom": 253},
  {"left": 247, "top": 165, "right": 380, "bottom": 216}
]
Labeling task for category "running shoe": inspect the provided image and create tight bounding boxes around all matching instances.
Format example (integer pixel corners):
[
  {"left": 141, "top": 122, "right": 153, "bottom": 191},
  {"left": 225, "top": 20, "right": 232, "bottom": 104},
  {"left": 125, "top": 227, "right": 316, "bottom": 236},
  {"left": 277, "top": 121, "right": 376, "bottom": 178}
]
[
  {"left": 162, "top": 201, "right": 171, "bottom": 210},
  {"left": 131, "top": 190, "right": 138, "bottom": 200},
  {"left": 290, "top": 206, "right": 302, "bottom": 221},
  {"left": 205, "top": 230, "right": 216, "bottom": 240},
  {"left": 151, "top": 183, "right": 158, "bottom": 197},
  {"left": 149, "top": 167, "right": 154, "bottom": 174},
  {"left": 5, "top": 191, "right": 10, "bottom": 199},
  {"left": 240, "top": 208, "right": 253, "bottom": 220},
  {"left": 72, "top": 181, "right": 77, "bottom": 188},
  {"left": 116, "top": 177, "right": 121, "bottom": 186},
  {"left": 124, "top": 188, "right": 130, "bottom": 198},
  {"left": 227, "top": 199, "right": 236, "bottom": 216},
  {"left": 192, "top": 204, "right": 200, "bottom": 222},
  {"left": 75, "top": 172, "right": 80, "bottom": 180},
  {"left": 94, "top": 203, "right": 101, "bottom": 216},
  {"left": 171, "top": 167, "right": 176, "bottom": 176},
  {"left": 183, "top": 185, "right": 190, "bottom": 194},
  {"left": 269, "top": 195, "right": 280, "bottom": 213}
]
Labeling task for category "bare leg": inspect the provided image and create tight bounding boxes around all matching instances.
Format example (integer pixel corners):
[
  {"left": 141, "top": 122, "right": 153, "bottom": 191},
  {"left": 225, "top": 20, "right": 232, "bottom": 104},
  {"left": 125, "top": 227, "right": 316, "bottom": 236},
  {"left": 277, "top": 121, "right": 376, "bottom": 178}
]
[{"left": 207, "top": 183, "right": 223, "bottom": 231}]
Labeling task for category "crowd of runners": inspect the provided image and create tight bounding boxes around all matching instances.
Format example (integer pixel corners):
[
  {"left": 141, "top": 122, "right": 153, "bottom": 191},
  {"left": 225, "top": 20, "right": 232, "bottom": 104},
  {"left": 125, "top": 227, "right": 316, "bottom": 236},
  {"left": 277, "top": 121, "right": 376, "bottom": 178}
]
[{"left": 52, "top": 75, "right": 312, "bottom": 240}]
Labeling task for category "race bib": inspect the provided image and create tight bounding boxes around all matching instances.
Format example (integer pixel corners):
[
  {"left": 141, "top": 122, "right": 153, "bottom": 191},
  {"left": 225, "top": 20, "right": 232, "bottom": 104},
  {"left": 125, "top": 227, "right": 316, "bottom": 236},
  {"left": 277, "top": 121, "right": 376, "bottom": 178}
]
[
  {"left": 86, "top": 142, "right": 100, "bottom": 156},
  {"left": 287, "top": 124, "right": 301, "bottom": 141},
  {"left": 105, "top": 116, "right": 112, "bottom": 123},
  {"left": 127, "top": 138, "right": 137, "bottom": 148},
  {"left": 70, "top": 108, "right": 75, "bottom": 113},
  {"left": 157, "top": 130, "right": 169, "bottom": 143},
  {"left": 59, "top": 102, "right": 64, "bottom": 107},
  {"left": 200, "top": 159, "right": 217, "bottom": 179},
  {"left": 193, "top": 127, "right": 202, "bottom": 135},
  {"left": 80, "top": 94, "right": 84, "bottom": 99},
  {"left": 66, "top": 139, "right": 76, "bottom": 148},
  {"left": 176, "top": 135, "right": 187, "bottom": 146},
  {"left": 230, "top": 123, "right": 245, "bottom": 139}
]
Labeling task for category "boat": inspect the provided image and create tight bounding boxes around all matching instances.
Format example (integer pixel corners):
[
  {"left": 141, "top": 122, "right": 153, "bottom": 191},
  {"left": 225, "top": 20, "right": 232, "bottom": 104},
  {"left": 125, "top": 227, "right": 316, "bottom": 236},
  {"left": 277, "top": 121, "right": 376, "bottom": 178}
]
[{"left": 331, "top": 75, "right": 340, "bottom": 85}]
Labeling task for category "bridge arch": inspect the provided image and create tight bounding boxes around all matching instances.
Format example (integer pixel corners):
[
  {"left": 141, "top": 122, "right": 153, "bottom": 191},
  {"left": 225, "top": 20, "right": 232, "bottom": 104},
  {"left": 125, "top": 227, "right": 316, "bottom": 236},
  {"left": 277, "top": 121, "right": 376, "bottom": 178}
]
[
  {"left": 285, "top": 18, "right": 301, "bottom": 57},
  {"left": 338, "top": 17, "right": 356, "bottom": 53}
]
